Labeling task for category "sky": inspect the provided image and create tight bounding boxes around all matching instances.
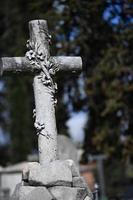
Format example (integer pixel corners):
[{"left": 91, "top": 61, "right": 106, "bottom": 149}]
[
  {"left": 0, "top": 128, "right": 9, "bottom": 145},
  {"left": 66, "top": 111, "right": 88, "bottom": 143}
]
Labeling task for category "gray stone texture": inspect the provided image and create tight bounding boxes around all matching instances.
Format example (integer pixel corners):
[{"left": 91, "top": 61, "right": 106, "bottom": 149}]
[
  {"left": 49, "top": 186, "right": 88, "bottom": 200},
  {"left": 11, "top": 184, "right": 92, "bottom": 200},
  {"left": 11, "top": 162, "right": 93, "bottom": 200},
  {"left": 72, "top": 177, "right": 87, "bottom": 188},
  {"left": 11, "top": 185, "right": 35, "bottom": 200},
  {"left": 84, "top": 196, "right": 92, "bottom": 200},
  {"left": 57, "top": 135, "right": 78, "bottom": 166},
  {"left": 23, "top": 187, "right": 53, "bottom": 200},
  {"left": 19, "top": 159, "right": 93, "bottom": 200},
  {"left": 11, "top": 183, "right": 21, "bottom": 200},
  {"left": 19, "top": 186, "right": 36, "bottom": 200},
  {"left": 72, "top": 177, "right": 93, "bottom": 199},
  {"left": 26, "top": 160, "right": 72, "bottom": 186},
  {"left": 11, "top": 185, "right": 53, "bottom": 200},
  {"left": 65, "top": 160, "right": 80, "bottom": 177}
]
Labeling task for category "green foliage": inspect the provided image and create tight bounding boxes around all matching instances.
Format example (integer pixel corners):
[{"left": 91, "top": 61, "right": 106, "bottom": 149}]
[{"left": 83, "top": 1, "right": 133, "bottom": 162}]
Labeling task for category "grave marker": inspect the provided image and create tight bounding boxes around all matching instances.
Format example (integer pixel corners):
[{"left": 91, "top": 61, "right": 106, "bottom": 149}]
[
  {"left": 0, "top": 19, "right": 93, "bottom": 200},
  {"left": 0, "top": 20, "right": 82, "bottom": 165}
]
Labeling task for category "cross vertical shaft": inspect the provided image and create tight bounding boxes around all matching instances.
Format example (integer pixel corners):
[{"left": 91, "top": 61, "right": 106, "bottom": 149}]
[
  {"left": 28, "top": 20, "right": 57, "bottom": 165},
  {"left": 33, "top": 76, "right": 57, "bottom": 165}
]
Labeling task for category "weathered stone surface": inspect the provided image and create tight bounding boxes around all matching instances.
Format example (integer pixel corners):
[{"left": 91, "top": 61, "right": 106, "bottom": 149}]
[
  {"left": 11, "top": 185, "right": 53, "bottom": 200},
  {"left": 65, "top": 160, "right": 80, "bottom": 177},
  {"left": 72, "top": 177, "right": 87, "bottom": 188},
  {"left": 72, "top": 177, "right": 93, "bottom": 199},
  {"left": 19, "top": 186, "right": 36, "bottom": 200},
  {"left": 49, "top": 186, "right": 88, "bottom": 200},
  {"left": 11, "top": 185, "right": 35, "bottom": 200},
  {"left": 27, "top": 160, "right": 72, "bottom": 186},
  {"left": 11, "top": 183, "right": 21, "bottom": 200},
  {"left": 76, "top": 188, "right": 89, "bottom": 200},
  {"left": 22, "top": 162, "right": 39, "bottom": 181},
  {"left": 11, "top": 184, "right": 92, "bottom": 200},
  {"left": 23, "top": 187, "right": 53, "bottom": 200},
  {"left": 57, "top": 135, "right": 78, "bottom": 166},
  {"left": 84, "top": 196, "right": 92, "bottom": 200}
]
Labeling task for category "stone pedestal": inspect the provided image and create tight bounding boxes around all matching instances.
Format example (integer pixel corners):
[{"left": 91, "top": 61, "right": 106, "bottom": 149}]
[{"left": 11, "top": 160, "right": 93, "bottom": 200}]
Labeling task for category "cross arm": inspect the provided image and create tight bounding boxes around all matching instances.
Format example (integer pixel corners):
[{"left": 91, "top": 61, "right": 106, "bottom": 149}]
[{"left": 0, "top": 56, "right": 82, "bottom": 75}]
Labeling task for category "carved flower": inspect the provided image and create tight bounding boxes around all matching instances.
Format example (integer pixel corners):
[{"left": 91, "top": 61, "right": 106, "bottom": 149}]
[
  {"left": 49, "top": 68, "right": 55, "bottom": 75},
  {"left": 34, "top": 122, "right": 45, "bottom": 133},
  {"left": 25, "top": 50, "right": 36, "bottom": 60},
  {"left": 54, "top": 99, "right": 57, "bottom": 105},
  {"left": 42, "top": 78, "right": 51, "bottom": 86},
  {"left": 26, "top": 40, "right": 30, "bottom": 49},
  {"left": 37, "top": 52, "right": 44, "bottom": 61}
]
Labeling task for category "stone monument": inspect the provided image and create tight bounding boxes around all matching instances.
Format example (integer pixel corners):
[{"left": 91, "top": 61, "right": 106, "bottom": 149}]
[{"left": 0, "top": 20, "right": 93, "bottom": 200}]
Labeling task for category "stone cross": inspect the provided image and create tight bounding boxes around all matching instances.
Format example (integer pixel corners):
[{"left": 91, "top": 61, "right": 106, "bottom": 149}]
[{"left": 0, "top": 20, "right": 82, "bottom": 166}]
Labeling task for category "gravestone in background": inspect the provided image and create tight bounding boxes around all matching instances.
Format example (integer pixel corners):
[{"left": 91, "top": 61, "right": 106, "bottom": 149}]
[
  {"left": 57, "top": 135, "right": 79, "bottom": 166},
  {"left": 0, "top": 19, "right": 93, "bottom": 200}
]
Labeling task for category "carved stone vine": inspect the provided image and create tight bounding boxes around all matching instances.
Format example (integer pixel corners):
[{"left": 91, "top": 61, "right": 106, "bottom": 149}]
[
  {"left": 34, "top": 121, "right": 45, "bottom": 135},
  {"left": 25, "top": 39, "right": 59, "bottom": 95},
  {"left": 25, "top": 32, "right": 59, "bottom": 137}
]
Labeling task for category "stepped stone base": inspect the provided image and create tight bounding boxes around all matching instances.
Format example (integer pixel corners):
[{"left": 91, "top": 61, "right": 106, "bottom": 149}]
[{"left": 11, "top": 160, "right": 93, "bottom": 200}]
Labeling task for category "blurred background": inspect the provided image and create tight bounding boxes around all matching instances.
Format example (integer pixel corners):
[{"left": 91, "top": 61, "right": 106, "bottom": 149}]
[{"left": 0, "top": 0, "right": 133, "bottom": 199}]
